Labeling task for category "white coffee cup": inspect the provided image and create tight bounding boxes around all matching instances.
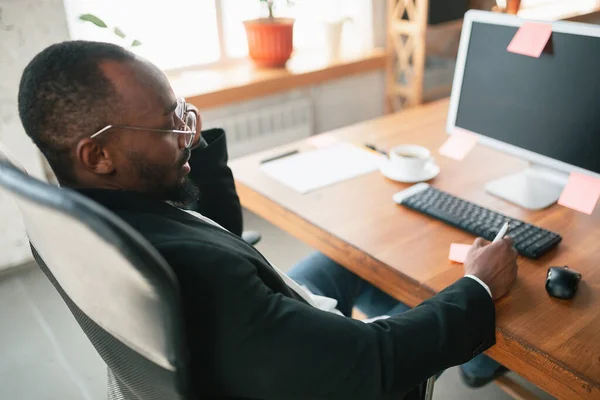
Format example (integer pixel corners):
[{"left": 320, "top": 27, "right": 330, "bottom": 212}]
[{"left": 388, "top": 144, "right": 434, "bottom": 176}]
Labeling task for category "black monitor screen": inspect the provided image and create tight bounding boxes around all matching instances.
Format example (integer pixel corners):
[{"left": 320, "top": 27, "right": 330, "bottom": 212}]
[{"left": 455, "top": 21, "right": 600, "bottom": 174}]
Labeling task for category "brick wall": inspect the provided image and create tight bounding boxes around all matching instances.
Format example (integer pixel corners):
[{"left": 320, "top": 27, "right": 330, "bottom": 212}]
[{"left": 0, "top": 0, "right": 70, "bottom": 270}]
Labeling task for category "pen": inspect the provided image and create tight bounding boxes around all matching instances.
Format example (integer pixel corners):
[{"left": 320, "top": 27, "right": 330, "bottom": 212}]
[
  {"left": 364, "top": 143, "right": 388, "bottom": 156},
  {"left": 493, "top": 222, "right": 510, "bottom": 243},
  {"left": 260, "top": 150, "right": 299, "bottom": 164}
]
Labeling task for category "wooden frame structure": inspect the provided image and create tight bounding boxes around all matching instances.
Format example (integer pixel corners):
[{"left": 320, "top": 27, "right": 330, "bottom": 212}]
[{"left": 386, "top": 0, "right": 430, "bottom": 112}]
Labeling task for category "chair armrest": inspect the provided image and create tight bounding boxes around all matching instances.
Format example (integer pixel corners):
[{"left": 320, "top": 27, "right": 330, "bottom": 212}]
[{"left": 241, "top": 230, "right": 262, "bottom": 246}]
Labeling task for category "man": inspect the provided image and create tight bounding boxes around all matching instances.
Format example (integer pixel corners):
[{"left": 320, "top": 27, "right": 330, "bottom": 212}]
[{"left": 18, "top": 41, "right": 517, "bottom": 399}]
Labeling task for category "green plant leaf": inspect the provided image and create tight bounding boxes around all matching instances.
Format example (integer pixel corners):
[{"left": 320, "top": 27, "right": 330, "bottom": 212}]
[
  {"left": 79, "top": 14, "right": 107, "bottom": 28},
  {"left": 113, "top": 27, "right": 126, "bottom": 38},
  {"left": 131, "top": 39, "right": 142, "bottom": 47}
]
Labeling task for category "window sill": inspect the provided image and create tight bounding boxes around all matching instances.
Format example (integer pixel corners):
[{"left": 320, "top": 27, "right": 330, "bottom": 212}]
[{"left": 168, "top": 49, "right": 386, "bottom": 110}]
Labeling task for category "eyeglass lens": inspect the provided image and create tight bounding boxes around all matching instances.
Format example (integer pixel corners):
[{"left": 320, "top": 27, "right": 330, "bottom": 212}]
[{"left": 184, "top": 112, "right": 196, "bottom": 147}]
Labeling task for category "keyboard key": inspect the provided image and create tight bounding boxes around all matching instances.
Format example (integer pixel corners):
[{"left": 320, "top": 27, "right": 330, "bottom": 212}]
[
  {"left": 525, "top": 243, "right": 544, "bottom": 255},
  {"left": 534, "top": 234, "right": 558, "bottom": 249},
  {"left": 518, "top": 228, "right": 536, "bottom": 241},
  {"left": 427, "top": 208, "right": 464, "bottom": 226}
]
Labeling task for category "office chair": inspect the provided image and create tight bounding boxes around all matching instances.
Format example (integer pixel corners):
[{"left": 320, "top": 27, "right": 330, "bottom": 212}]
[
  {"left": 0, "top": 150, "right": 194, "bottom": 399},
  {"left": 241, "top": 230, "right": 261, "bottom": 246}
]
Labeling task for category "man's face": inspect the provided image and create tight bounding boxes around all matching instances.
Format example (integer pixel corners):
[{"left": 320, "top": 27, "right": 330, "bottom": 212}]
[{"left": 81, "top": 59, "right": 201, "bottom": 205}]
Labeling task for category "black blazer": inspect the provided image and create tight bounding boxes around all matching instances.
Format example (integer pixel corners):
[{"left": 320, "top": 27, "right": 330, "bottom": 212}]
[{"left": 78, "top": 129, "right": 496, "bottom": 400}]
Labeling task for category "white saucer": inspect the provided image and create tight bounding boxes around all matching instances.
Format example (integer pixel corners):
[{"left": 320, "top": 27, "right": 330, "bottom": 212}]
[{"left": 380, "top": 160, "right": 440, "bottom": 183}]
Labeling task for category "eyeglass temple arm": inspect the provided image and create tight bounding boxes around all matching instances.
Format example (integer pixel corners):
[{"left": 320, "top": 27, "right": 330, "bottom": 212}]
[{"left": 90, "top": 125, "right": 114, "bottom": 139}]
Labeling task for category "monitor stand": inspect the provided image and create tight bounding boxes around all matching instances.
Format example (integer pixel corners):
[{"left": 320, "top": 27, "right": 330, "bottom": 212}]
[{"left": 484, "top": 164, "right": 569, "bottom": 210}]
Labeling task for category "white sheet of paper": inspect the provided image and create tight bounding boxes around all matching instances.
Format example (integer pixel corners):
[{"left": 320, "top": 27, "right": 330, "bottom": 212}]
[{"left": 261, "top": 143, "right": 384, "bottom": 193}]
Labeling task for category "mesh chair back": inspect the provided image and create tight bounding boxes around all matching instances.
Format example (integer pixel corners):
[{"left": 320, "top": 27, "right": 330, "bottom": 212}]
[{"left": 0, "top": 147, "right": 194, "bottom": 400}]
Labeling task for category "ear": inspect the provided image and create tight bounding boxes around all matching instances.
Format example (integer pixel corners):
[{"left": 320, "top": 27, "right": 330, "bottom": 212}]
[{"left": 76, "top": 138, "right": 115, "bottom": 175}]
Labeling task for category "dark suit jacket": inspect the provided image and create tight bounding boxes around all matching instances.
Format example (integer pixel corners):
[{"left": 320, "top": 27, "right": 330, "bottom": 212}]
[{"left": 77, "top": 129, "right": 496, "bottom": 400}]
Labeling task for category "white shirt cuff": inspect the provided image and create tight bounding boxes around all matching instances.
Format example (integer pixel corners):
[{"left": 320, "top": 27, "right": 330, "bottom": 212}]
[{"left": 464, "top": 275, "right": 492, "bottom": 298}]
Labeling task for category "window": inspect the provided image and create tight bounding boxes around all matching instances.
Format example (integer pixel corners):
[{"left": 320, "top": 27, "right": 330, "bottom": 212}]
[
  {"left": 63, "top": 0, "right": 374, "bottom": 72},
  {"left": 520, "top": 0, "right": 563, "bottom": 5},
  {"left": 497, "top": 0, "right": 599, "bottom": 10},
  {"left": 514, "top": 0, "right": 600, "bottom": 19},
  {"left": 496, "top": 0, "right": 566, "bottom": 7},
  {"left": 63, "top": 0, "right": 220, "bottom": 71}
]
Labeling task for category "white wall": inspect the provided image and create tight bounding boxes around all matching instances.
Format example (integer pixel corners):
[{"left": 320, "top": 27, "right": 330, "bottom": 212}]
[
  {"left": 0, "top": 0, "right": 70, "bottom": 271},
  {"left": 312, "top": 71, "right": 384, "bottom": 134},
  {"left": 201, "top": 70, "right": 386, "bottom": 159},
  {"left": 0, "top": 0, "right": 385, "bottom": 271}
]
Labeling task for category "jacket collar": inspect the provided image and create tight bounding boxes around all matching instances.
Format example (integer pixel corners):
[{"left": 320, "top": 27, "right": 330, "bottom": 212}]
[{"left": 75, "top": 188, "right": 181, "bottom": 216}]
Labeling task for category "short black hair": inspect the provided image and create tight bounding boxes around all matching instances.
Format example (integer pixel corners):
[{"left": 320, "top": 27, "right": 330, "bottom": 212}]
[{"left": 18, "top": 40, "right": 135, "bottom": 184}]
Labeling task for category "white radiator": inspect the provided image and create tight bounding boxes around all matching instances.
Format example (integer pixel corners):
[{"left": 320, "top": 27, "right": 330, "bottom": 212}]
[{"left": 201, "top": 92, "right": 314, "bottom": 159}]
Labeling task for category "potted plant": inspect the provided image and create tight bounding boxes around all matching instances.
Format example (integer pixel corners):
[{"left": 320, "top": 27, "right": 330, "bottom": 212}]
[
  {"left": 79, "top": 14, "right": 142, "bottom": 48},
  {"left": 244, "top": 0, "right": 295, "bottom": 68},
  {"left": 493, "top": 0, "right": 521, "bottom": 14},
  {"left": 505, "top": 0, "right": 521, "bottom": 14}
]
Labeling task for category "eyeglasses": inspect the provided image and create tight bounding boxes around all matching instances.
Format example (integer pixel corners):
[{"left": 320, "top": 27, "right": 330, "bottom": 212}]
[{"left": 90, "top": 97, "right": 203, "bottom": 149}]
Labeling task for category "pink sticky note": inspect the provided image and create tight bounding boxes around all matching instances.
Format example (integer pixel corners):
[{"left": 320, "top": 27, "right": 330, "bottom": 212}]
[
  {"left": 557, "top": 172, "right": 600, "bottom": 215},
  {"left": 439, "top": 129, "right": 478, "bottom": 161},
  {"left": 507, "top": 22, "right": 552, "bottom": 58},
  {"left": 307, "top": 135, "right": 339, "bottom": 148},
  {"left": 449, "top": 244, "right": 472, "bottom": 264}
]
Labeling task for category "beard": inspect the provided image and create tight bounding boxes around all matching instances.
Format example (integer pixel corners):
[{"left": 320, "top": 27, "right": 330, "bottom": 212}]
[
  {"left": 129, "top": 149, "right": 200, "bottom": 207},
  {"left": 163, "top": 176, "right": 200, "bottom": 207}
]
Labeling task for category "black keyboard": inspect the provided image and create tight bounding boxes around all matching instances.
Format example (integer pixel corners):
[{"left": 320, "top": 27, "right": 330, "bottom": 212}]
[{"left": 393, "top": 184, "right": 562, "bottom": 259}]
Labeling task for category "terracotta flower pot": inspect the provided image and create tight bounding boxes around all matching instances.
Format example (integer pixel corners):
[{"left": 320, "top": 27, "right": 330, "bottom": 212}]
[
  {"left": 506, "top": 0, "right": 521, "bottom": 14},
  {"left": 244, "top": 18, "right": 294, "bottom": 68}
]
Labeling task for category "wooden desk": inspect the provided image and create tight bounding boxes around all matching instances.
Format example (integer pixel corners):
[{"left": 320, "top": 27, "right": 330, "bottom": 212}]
[{"left": 230, "top": 99, "right": 600, "bottom": 399}]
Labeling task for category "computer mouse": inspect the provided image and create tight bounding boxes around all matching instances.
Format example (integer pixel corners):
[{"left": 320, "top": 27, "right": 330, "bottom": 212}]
[{"left": 546, "top": 266, "right": 581, "bottom": 300}]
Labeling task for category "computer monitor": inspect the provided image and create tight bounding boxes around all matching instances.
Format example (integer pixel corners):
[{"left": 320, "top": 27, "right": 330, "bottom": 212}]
[{"left": 447, "top": 10, "right": 600, "bottom": 210}]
